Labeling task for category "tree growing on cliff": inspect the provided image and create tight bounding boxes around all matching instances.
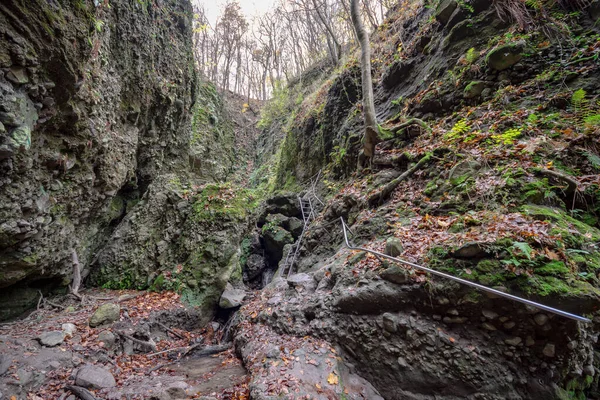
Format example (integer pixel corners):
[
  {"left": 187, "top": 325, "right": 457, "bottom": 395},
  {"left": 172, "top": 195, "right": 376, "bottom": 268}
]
[{"left": 350, "top": 0, "right": 379, "bottom": 168}]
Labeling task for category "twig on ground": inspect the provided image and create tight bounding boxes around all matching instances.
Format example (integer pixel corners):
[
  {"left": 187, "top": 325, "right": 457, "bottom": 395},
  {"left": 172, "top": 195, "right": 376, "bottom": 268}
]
[
  {"left": 65, "top": 385, "right": 98, "bottom": 400},
  {"left": 116, "top": 331, "right": 158, "bottom": 352},
  {"left": 155, "top": 321, "right": 186, "bottom": 340},
  {"left": 147, "top": 343, "right": 232, "bottom": 373}
]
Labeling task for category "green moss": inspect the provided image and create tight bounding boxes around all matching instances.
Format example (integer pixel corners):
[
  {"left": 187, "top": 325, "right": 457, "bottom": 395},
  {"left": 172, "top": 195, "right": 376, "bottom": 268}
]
[
  {"left": 535, "top": 261, "right": 570, "bottom": 276},
  {"left": 192, "top": 184, "right": 259, "bottom": 222},
  {"left": 476, "top": 259, "right": 501, "bottom": 273},
  {"left": 522, "top": 205, "right": 600, "bottom": 246}
]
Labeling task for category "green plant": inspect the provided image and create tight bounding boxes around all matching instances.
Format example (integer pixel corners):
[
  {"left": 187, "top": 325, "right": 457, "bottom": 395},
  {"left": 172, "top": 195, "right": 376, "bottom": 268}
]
[
  {"left": 445, "top": 119, "right": 469, "bottom": 141},
  {"left": 465, "top": 47, "right": 478, "bottom": 63},
  {"left": 492, "top": 127, "right": 522, "bottom": 145}
]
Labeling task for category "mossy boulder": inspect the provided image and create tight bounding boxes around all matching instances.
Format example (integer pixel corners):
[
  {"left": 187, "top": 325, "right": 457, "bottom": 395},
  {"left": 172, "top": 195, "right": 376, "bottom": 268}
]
[
  {"left": 486, "top": 42, "right": 525, "bottom": 70},
  {"left": 464, "top": 81, "right": 486, "bottom": 99},
  {"left": 89, "top": 303, "right": 120, "bottom": 327}
]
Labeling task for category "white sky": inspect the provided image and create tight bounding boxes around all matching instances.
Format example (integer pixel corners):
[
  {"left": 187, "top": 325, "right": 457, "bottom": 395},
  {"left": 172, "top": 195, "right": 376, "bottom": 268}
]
[{"left": 197, "top": 0, "right": 278, "bottom": 26}]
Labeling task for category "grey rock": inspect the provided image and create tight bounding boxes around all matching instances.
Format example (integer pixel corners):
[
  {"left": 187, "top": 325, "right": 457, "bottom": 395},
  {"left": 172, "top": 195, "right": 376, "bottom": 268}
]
[
  {"left": 6, "top": 67, "right": 29, "bottom": 84},
  {"left": 482, "top": 309, "right": 498, "bottom": 320},
  {"left": 583, "top": 364, "right": 595, "bottom": 377},
  {"left": 435, "top": 0, "right": 458, "bottom": 25},
  {"left": 384, "top": 237, "right": 403, "bottom": 257},
  {"left": 464, "top": 81, "right": 486, "bottom": 99},
  {"left": 397, "top": 357, "right": 409, "bottom": 369},
  {"left": 89, "top": 303, "right": 120, "bottom": 327},
  {"left": 75, "top": 365, "right": 116, "bottom": 389},
  {"left": 38, "top": 331, "right": 65, "bottom": 347},
  {"left": 382, "top": 313, "right": 398, "bottom": 333},
  {"left": 452, "top": 242, "right": 488, "bottom": 259},
  {"left": 482, "top": 323, "right": 496, "bottom": 331},
  {"left": 219, "top": 283, "right": 246, "bottom": 309},
  {"left": 542, "top": 343, "right": 556, "bottom": 358},
  {"left": 534, "top": 313, "right": 549, "bottom": 326},
  {"left": 503, "top": 321, "right": 516, "bottom": 330},
  {"left": 505, "top": 337, "right": 522, "bottom": 346},
  {"left": 0, "top": 354, "right": 11, "bottom": 376},
  {"left": 245, "top": 253, "right": 266, "bottom": 280},
  {"left": 526, "top": 336, "right": 535, "bottom": 347},
  {"left": 62, "top": 323, "right": 77, "bottom": 336},
  {"left": 98, "top": 330, "right": 116, "bottom": 348},
  {"left": 287, "top": 273, "right": 315, "bottom": 292},
  {"left": 379, "top": 265, "right": 408, "bottom": 284}
]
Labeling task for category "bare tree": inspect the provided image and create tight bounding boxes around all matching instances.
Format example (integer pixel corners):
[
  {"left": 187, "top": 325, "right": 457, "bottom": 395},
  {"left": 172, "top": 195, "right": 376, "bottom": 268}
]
[{"left": 350, "top": 0, "right": 379, "bottom": 166}]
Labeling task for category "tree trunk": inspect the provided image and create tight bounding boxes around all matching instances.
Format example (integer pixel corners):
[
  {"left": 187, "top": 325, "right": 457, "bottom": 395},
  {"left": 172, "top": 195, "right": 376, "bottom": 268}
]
[{"left": 350, "top": 0, "right": 379, "bottom": 160}]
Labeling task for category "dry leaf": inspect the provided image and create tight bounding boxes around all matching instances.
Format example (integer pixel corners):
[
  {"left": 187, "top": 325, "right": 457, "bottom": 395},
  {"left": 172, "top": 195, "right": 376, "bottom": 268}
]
[{"left": 327, "top": 372, "right": 339, "bottom": 385}]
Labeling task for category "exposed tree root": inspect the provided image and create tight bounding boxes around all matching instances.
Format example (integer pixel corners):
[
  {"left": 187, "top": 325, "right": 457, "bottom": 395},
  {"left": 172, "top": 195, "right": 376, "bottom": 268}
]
[
  {"left": 116, "top": 331, "right": 158, "bottom": 352},
  {"left": 368, "top": 152, "right": 433, "bottom": 206},
  {"left": 388, "top": 118, "right": 432, "bottom": 136},
  {"left": 533, "top": 167, "right": 579, "bottom": 194}
]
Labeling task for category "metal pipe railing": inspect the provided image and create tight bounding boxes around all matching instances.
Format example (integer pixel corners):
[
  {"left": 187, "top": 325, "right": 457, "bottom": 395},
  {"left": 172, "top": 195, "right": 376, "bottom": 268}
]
[{"left": 340, "top": 218, "right": 591, "bottom": 323}]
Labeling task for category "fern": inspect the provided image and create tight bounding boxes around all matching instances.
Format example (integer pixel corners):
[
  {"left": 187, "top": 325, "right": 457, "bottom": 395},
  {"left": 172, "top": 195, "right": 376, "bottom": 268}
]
[
  {"left": 465, "top": 48, "right": 478, "bottom": 64},
  {"left": 492, "top": 128, "right": 523, "bottom": 145},
  {"left": 445, "top": 119, "right": 469, "bottom": 141},
  {"left": 571, "top": 88, "right": 586, "bottom": 108}
]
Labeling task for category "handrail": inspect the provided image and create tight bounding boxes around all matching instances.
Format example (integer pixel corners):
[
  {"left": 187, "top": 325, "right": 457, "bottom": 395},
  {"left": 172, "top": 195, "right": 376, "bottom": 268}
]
[{"left": 340, "top": 218, "right": 590, "bottom": 323}]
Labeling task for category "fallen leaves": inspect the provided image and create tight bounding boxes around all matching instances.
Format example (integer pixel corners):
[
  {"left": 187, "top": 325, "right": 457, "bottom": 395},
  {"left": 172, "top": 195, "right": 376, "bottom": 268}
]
[{"left": 327, "top": 372, "right": 339, "bottom": 385}]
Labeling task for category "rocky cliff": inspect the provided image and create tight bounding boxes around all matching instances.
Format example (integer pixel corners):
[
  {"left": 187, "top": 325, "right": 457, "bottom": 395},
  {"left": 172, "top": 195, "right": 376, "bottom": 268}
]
[{"left": 0, "top": 0, "right": 255, "bottom": 322}]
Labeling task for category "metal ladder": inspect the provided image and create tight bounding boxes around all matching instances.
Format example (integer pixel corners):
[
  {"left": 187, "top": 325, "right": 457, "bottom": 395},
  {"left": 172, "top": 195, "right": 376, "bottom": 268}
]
[{"left": 278, "top": 172, "right": 324, "bottom": 278}]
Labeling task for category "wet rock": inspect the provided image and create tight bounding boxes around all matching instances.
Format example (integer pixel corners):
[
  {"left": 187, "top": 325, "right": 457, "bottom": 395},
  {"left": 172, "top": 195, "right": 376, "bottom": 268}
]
[
  {"left": 482, "top": 322, "right": 497, "bottom": 331},
  {"left": 75, "top": 365, "right": 116, "bottom": 389},
  {"left": 379, "top": 265, "right": 408, "bottom": 284},
  {"left": 503, "top": 321, "right": 516, "bottom": 330},
  {"left": 89, "top": 303, "right": 120, "bottom": 327},
  {"left": 534, "top": 313, "right": 549, "bottom": 326},
  {"left": 542, "top": 343, "right": 555, "bottom": 358},
  {"left": 262, "top": 225, "right": 293, "bottom": 262},
  {"left": 38, "top": 331, "right": 65, "bottom": 347},
  {"left": 219, "top": 283, "right": 246, "bottom": 309},
  {"left": 487, "top": 42, "right": 525, "bottom": 70}
]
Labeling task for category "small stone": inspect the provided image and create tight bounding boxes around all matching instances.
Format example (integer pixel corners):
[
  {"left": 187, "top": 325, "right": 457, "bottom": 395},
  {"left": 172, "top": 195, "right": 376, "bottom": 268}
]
[
  {"left": 438, "top": 297, "right": 450, "bottom": 305},
  {"left": 482, "top": 323, "right": 496, "bottom": 331},
  {"left": 89, "top": 303, "right": 120, "bottom": 327},
  {"left": 542, "top": 343, "right": 556, "bottom": 358},
  {"left": 464, "top": 81, "right": 486, "bottom": 99},
  {"left": 503, "top": 321, "right": 516, "bottom": 330},
  {"left": 38, "top": 331, "right": 65, "bottom": 347},
  {"left": 384, "top": 237, "right": 403, "bottom": 257},
  {"left": 505, "top": 337, "right": 522, "bottom": 346},
  {"left": 443, "top": 316, "right": 467, "bottom": 324},
  {"left": 75, "top": 365, "right": 116, "bottom": 389},
  {"left": 98, "top": 330, "right": 116, "bottom": 348},
  {"left": 583, "top": 364, "right": 595, "bottom": 377},
  {"left": 526, "top": 336, "right": 535, "bottom": 347},
  {"left": 447, "top": 308, "right": 459, "bottom": 316},
  {"left": 482, "top": 310, "right": 498, "bottom": 320},
  {"left": 382, "top": 313, "right": 398, "bottom": 333},
  {"left": 534, "top": 313, "right": 549, "bottom": 326},
  {"left": 397, "top": 357, "right": 409, "bottom": 369},
  {"left": 62, "top": 323, "right": 77, "bottom": 337}
]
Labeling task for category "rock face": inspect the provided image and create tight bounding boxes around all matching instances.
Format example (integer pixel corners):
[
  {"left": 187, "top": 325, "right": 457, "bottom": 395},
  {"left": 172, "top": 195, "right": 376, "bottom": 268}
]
[
  {"left": 75, "top": 365, "right": 116, "bottom": 389},
  {"left": 0, "top": 0, "right": 196, "bottom": 320},
  {"left": 89, "top": 303, "right": 120, "bottom": 327}
]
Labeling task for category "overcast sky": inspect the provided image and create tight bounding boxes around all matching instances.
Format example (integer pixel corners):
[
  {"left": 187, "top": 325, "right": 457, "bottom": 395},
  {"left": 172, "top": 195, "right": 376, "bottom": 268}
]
[{"left": 198, "top": 0, "right": 277, "bottom": 26}]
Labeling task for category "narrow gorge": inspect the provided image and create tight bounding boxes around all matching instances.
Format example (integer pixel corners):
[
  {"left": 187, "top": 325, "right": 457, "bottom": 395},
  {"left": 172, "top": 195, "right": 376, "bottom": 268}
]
[{"left": 0, "top": 0, "right": 599, "bottom": 399}]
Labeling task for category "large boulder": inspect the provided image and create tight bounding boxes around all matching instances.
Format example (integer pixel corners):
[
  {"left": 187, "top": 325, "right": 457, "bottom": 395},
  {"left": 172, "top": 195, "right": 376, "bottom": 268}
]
[
  {"left": 262, "top": 225, "right": 294, "bottom": 263},
  {"left": 219, "top": 283, "right": 246, "bottom": 309},
  {"left": 75, "top": 365, "right": 116, "bottom": 389},
  {"left": 245, "top": 253, "right": 266, "bottom": 281}
]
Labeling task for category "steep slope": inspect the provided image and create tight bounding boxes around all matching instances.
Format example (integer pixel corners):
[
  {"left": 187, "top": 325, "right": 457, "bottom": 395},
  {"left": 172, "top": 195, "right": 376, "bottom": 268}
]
[{"left": 242, "top": 0, "right": 600, "bottom": 398}]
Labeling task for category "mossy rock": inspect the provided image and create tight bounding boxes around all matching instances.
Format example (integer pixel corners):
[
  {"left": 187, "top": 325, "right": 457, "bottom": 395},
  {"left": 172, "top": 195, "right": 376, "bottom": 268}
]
[
  {"left": 486, "top": 41, "right": 525, "bottom": 70},
  {"left": 464, "top": 81, "right": 486, "bottom": 99},
  {"left": 521, "top": 205, "right": 600, "bottom": 246},
  {"left": 535, "top": 261, "right": 570, "bottom": 276}
]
